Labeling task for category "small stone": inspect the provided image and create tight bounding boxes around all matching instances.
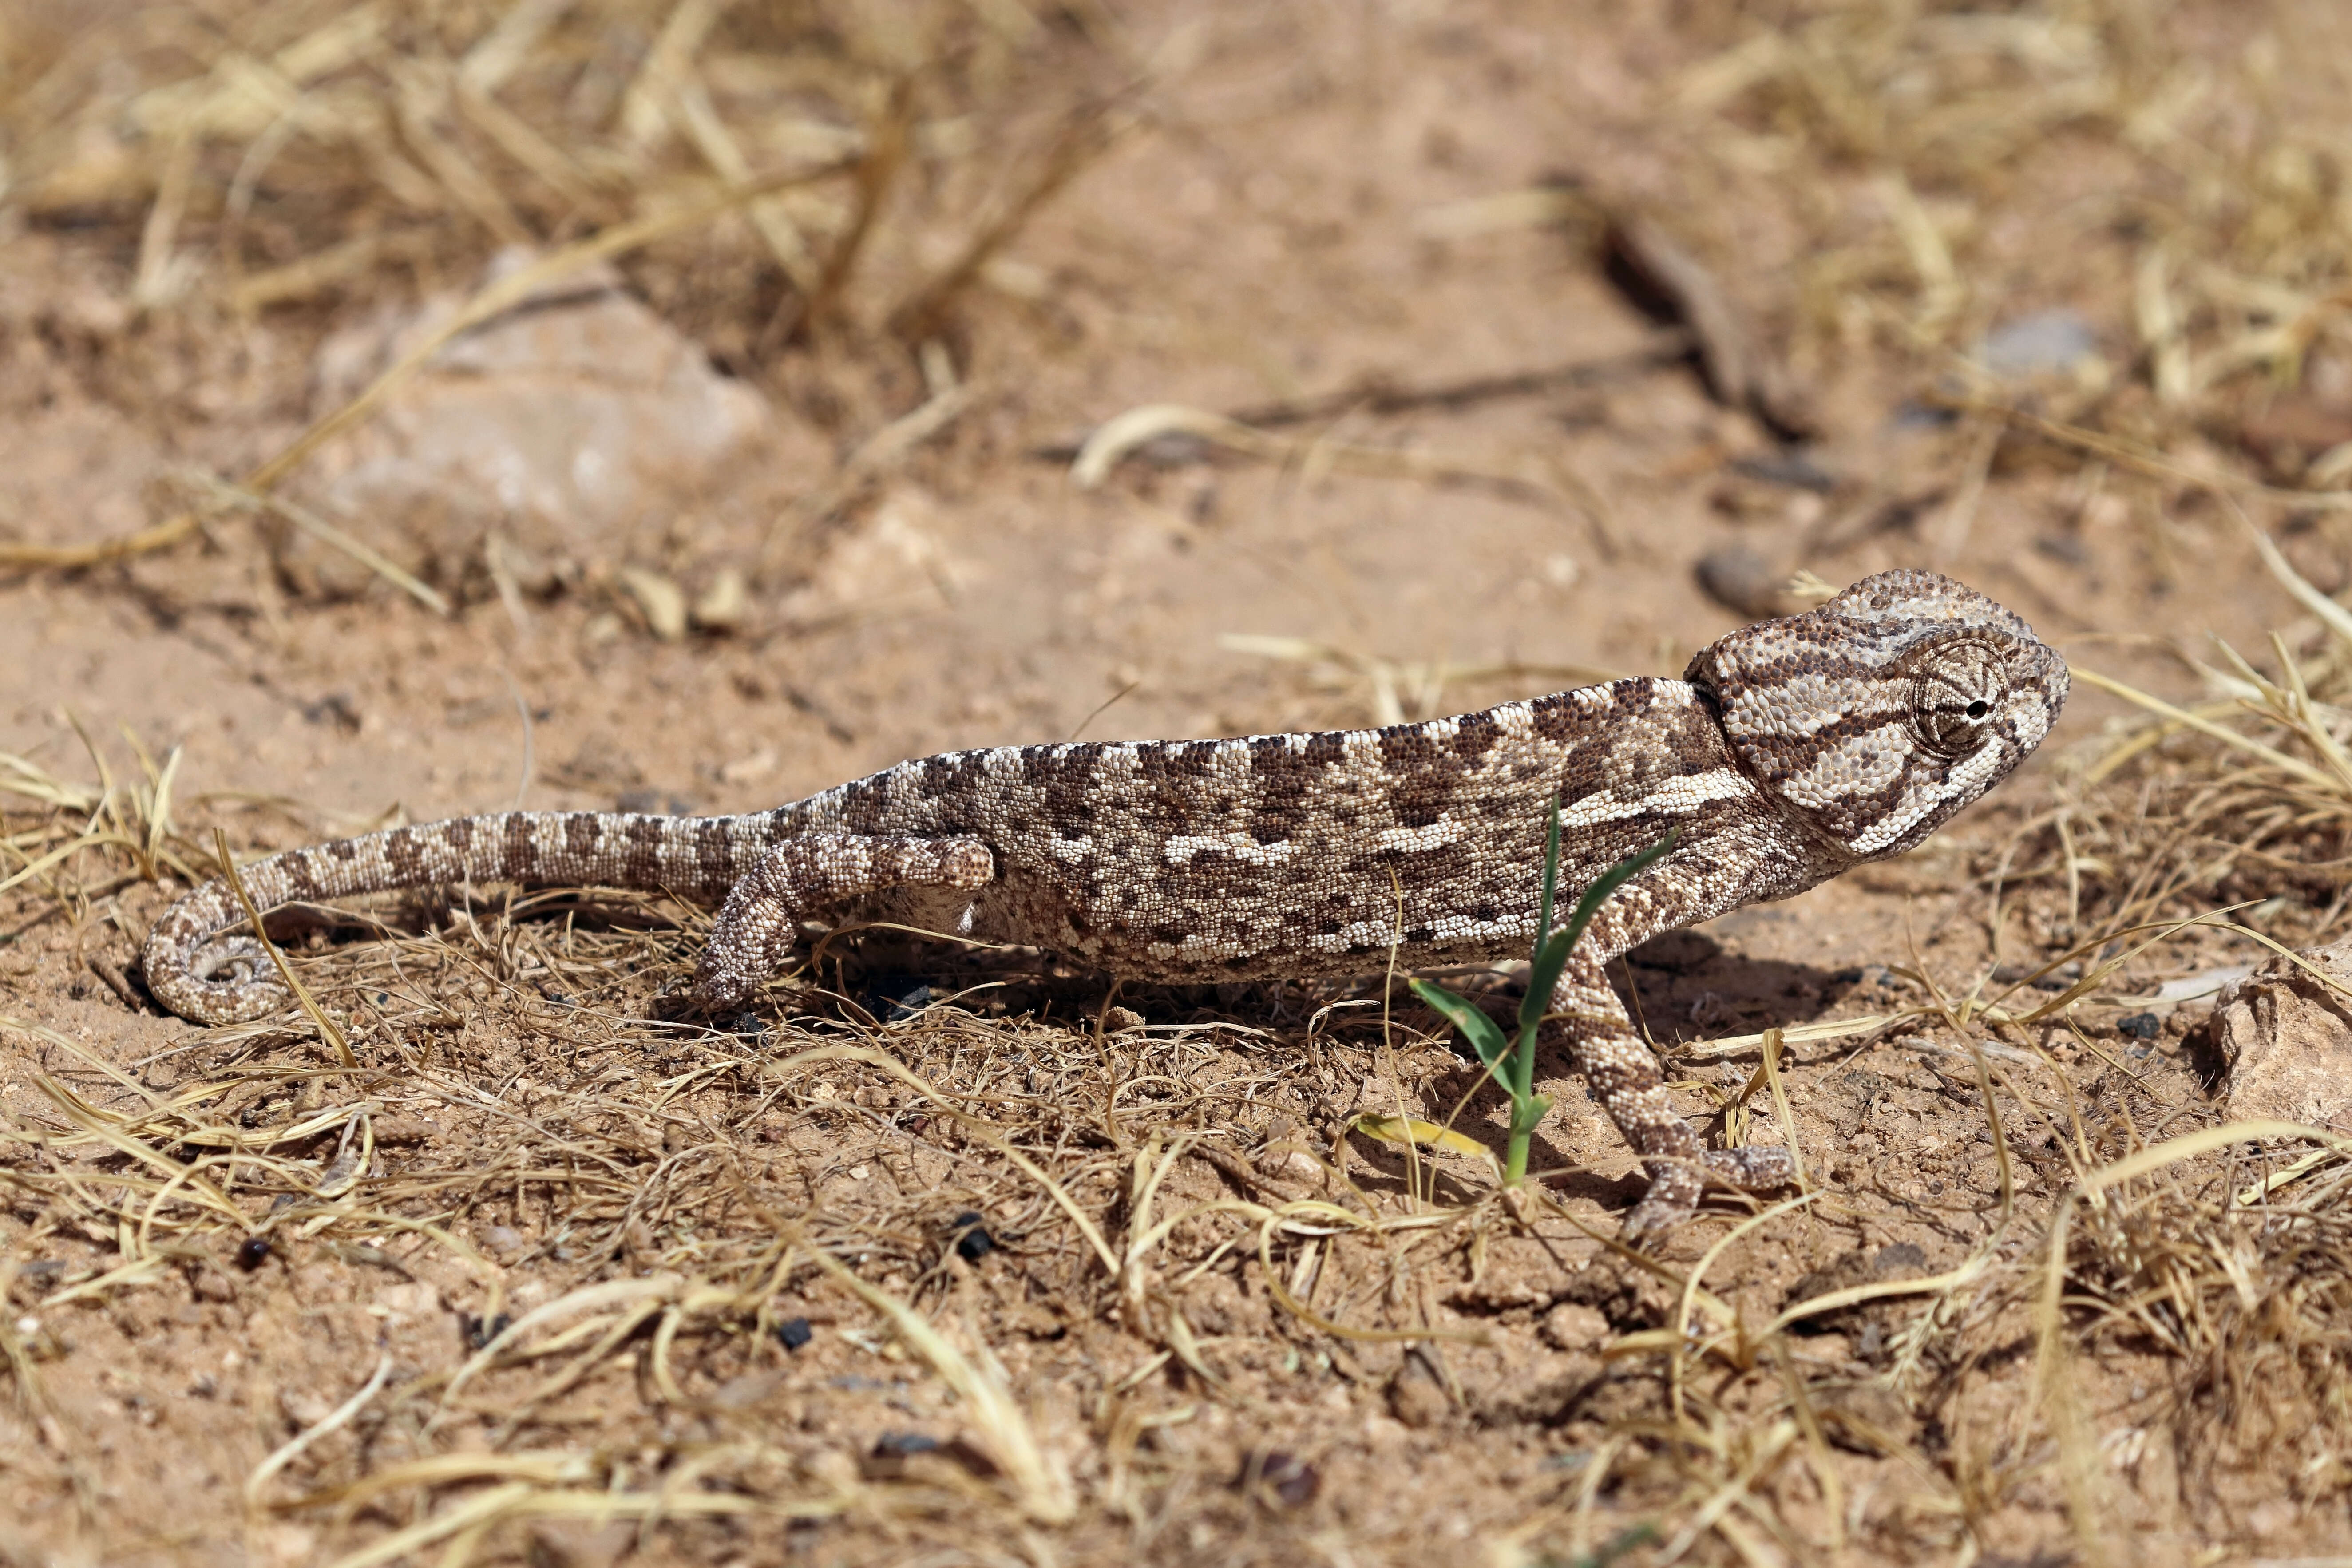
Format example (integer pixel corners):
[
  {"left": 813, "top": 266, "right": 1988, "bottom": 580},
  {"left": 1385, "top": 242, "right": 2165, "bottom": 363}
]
[
  {"left": 1386, "top": 1362, "right": 1451, "bottom": 1429},
  {"left": 526, "top": 1519, "right": 635, "bottom": 1568},
  {"left": 1538, "top": 1301, "right": 1609, "bottom": 1352},
  {"left": 1237, "top": 1449, "right": 1320, "bottom": 1508},
  {"left": 618, "top": 568, "right": 687, "bottom": 641},
  {"left": 775, "top": 1316, "right": 814, "bottom": 1351},
  {"left": 1978, "top": 308, "right": 2099, "bottom": 380},
  {"left": 2208, "top": 939, "right": 2352, "bottom": 1130},
  {"left": 950, "top": 1212, "right": 995, "bottom": 1263},
  {"left": 1694, "top": 546, "right": 1793, "bottom": 619},
  {"left": 462, "top": 1312, "right": 512, "bottom": 1350},
  {"left": 690, "top": 566, "right": 751, "bottom": 631},
  {"left": 1102, "top": 1005, "right": 1146, "bottom": 1033}
]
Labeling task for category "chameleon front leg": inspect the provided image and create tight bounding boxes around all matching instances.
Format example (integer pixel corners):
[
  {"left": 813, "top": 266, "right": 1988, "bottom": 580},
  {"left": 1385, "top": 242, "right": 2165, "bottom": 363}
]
[
  {"left": 692, "top": 833, "right": 996, "bottom": 1010},
  {"left": 1549, "top": 899, "right": 1796, "bottom": 1237}
]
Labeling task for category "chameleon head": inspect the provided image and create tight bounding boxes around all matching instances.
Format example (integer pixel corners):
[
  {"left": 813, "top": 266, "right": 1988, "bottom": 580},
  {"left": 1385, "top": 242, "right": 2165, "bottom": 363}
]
[{"left": 1682, "top": 568, "right": 2068, "bottom": 860}]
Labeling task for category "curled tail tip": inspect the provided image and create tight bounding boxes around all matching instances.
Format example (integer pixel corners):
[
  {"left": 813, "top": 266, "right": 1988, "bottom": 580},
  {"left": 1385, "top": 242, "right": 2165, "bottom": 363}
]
[{"left": 142, "top": 891, "right": 293, "bottom": 1026}]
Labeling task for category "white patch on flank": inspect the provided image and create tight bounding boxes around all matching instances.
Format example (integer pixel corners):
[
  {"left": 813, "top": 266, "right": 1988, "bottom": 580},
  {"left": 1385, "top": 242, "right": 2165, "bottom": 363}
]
[
  {"left": 1377, "top": 818, "right": 1463, "bottom": 853},
  {"left": 1163, "top": 832, "right": 1296, "bottom": 866},
  {"left": 1556, "top": 768, "right": 1750, "bottom": 829}
]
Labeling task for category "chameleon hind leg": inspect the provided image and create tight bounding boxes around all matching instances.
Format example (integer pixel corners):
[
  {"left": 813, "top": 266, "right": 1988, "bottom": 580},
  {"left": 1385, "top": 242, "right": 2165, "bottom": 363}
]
[{"left": 692, "top": 833, "right": 995, "bottom": 1010}]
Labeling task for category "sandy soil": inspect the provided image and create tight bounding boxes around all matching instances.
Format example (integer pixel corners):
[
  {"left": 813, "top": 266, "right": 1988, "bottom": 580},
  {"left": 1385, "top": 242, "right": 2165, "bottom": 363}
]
[{"left": 4, "top": 1, "right": 2352, "bottom": 1564}]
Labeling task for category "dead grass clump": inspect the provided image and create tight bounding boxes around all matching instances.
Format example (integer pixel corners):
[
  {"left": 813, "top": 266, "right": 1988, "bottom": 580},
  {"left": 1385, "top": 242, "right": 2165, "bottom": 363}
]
[
  {"left": 2005, "top": 527, "right": 2352, "bottom": 948},
  {"left": 2059, "top": 1152, "right": 2352, "bottom": 1524},
  {"left": 0, "top": 0, "right": 1130, "bottom": 580}
]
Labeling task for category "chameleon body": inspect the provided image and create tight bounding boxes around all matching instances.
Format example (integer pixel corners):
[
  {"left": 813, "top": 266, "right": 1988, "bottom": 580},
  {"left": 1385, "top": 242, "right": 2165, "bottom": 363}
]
[{"left": 143, "top": 569, "right": 2067, "bottom": 1233}]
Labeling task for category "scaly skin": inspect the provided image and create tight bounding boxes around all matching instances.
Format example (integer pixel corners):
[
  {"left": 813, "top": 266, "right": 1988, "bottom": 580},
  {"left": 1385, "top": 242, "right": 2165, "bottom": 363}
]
[{"left": 145, "top": 569, "right": 2067, "bottom": 1234}]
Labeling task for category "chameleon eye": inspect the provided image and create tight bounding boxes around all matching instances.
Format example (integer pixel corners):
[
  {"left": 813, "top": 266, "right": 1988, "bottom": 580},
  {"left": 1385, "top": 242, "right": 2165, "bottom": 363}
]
[{"left": 1907, "top": 639, "right": 2010, "bottom": 757}]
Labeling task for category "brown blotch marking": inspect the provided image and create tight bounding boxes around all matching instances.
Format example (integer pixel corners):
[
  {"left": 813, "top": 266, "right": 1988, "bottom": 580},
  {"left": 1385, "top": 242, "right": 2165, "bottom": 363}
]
[
  {"left": 1246, "top": 736, "right": 1312, "bottom": 845},
  {"left": 1023, "top": 743, "right": 1104, "bottom": 834},
  {"left": 562, "top": 813, "right": 602, "bottom": 866},
  {"left": 1450, "top": 709, "right": 1500, "bottom": 765},
  {"left": 839, "top": 776, "right": 889, "bottom": 834},
  {"left": 445, "top": 818, "right": 476, "bottom": 865},
  {"left": 1376, "top": 722, "right": 1441, "bottom": 773},
  {"left": 327, "top": 839, "right": 358, "bottom": 863},
  {"left": 1175, "top": 848, "right": 1294, "bottom": 912},
  {"left": 1530, "top": 688, "right": 1594, "bottom": 744},
  {"left": 692, "top": 817, "right": 736, "bottom": 887},
  {"left": 1138, "top": 740, "right": 1216, "bottom": 780},
  {"left": 622, "top": 815, "right": 664, "bottom": 884},
  {"left": 1377, "top": 723, "right": 1465, "bottom": 831},
  {"left": 384, "top": 827, "right": 425, "bottom": 881},
  {"left": 284, "top": 853, "right": 321, "bottom": 899},
  {"left": 502, "top": 814, "right": 535, "bottom": 879},
  {"left": 922, "top": 750, "right": 989, "bottom": 800}
]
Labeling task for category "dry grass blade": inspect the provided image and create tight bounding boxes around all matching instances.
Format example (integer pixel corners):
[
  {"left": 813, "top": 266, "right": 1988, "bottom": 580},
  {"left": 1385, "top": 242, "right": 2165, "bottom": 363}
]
[
  {"left": 804, "top": 1247, "right": 1075, "bottom": 1524},
  {"left": 247, "top": 1353, "right": 393, "bottom": 1505},
  {"left": 2035, "top": 1119, "right": 2352, "bottom": 1557},
  {"left": 887, "top": 94, "right": 1132, "bottom": 342},
  {"left": 762, "top": 1043, "right": 1119, "bottom": 1275},
  {"left": 212, "top": 828, "right": 355, "bottom": 1068},
  {"left": 1072, "top": 402, "right": 1596, "bottom": 521},
  {"left": 796, "top": 75, "right": 913, "bottom": 335},
  {"left": 178, "top": 472, "right": 450, "bottom": 616},
  {"left": 2071, "top": 667, "right": 2334, "bottom": 791}
]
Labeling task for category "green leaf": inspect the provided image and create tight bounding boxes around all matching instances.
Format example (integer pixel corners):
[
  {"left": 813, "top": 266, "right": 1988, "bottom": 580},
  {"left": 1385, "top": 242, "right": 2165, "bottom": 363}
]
[
  {"left": 1507, "top": 1093, "right": 1551, "bottom": 1138},
  {"left": 1410, "top": 978, "right": 1509, "bottom": 1071},
  {"left": 1521, "top": 826, "right": 1681, "bottom": 1038}
]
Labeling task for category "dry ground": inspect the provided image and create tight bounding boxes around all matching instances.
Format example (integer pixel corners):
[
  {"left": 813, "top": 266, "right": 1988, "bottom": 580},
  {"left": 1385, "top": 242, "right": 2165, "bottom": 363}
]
[{"left": 6, "top": 1, "right": 2352, "bottom": 1564}]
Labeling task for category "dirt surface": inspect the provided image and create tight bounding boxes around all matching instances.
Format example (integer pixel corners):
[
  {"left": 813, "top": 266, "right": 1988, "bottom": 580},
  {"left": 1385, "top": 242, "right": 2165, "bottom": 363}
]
[{"left": 7, "top": 1, "right": 2352, "bottom": 1564}]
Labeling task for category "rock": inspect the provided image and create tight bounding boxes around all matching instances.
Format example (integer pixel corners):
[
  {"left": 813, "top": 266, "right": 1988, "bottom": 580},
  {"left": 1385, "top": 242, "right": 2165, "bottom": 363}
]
[
  {"left": 1695, "top": 545, "right": 1794, "bottom": 619},
  {"left": 1537, "top": 1300, "right": 1610, "bottom": 1352},
  {"left": 1977, "top": 308, "right": 2100, "bottom": 381},
  {"left": 526, "top": 1519, "right": 635, "bottom": 1568},
  {"left": 617, "top": 567, "right": 687, "bottom": 641},
  {"left": 2207, "top": 938, "right": 2352, "bottom": 1131},
  {"left": 2241, "top": 391, "right": 2352, "bottom": 482},
  {"left": 1386, "top": 1361, "right": 1451, "bottom": 1429},
  {"left": 307, "top": 251, "right": 776, "bottom": 595},
  {"left": 690, "top": 566, "right": 751, "bottom": 631}
]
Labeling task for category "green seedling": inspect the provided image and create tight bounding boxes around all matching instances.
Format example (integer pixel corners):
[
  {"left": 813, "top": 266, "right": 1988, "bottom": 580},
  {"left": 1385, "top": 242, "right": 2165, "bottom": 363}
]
[{"left": 1409, "top": 802, "right": 1677, "bottom": 1186}]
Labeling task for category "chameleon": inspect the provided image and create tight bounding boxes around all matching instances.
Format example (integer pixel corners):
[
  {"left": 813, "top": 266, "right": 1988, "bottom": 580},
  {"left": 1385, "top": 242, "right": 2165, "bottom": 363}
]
[{"left": 143, "top": 568, "right": 2066, "bottom": 1235}]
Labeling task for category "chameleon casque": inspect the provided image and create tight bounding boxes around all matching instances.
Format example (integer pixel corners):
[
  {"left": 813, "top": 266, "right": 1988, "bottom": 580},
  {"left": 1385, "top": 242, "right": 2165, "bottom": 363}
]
[{"left": 144, "top": 568, "right": 2067, "bottom": 1235}]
